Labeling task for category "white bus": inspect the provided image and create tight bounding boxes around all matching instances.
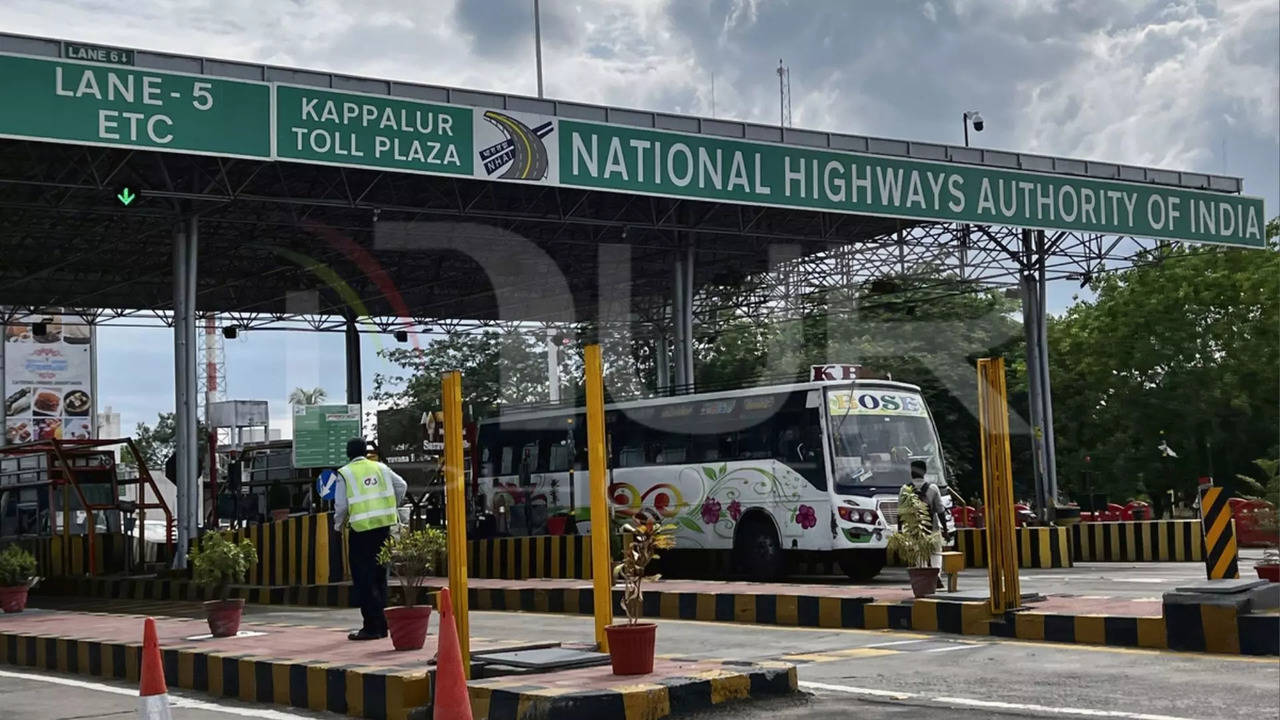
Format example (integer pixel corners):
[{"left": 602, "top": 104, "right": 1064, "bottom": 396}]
[{"left": 474, "top": 376, "right": 951, "bottom": 580}]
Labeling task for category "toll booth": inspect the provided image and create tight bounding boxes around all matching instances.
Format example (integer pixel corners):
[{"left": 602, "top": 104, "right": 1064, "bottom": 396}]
[
  {"left": 0, "top": 438, "right": 172, "bottom": 575},
  {"left": 235, "top": 440, "right": 316, "bottom": 522}
]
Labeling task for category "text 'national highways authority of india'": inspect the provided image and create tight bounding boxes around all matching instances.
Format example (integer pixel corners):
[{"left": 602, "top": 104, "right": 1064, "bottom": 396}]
[{"left": 0, "top": 52, "right": 1266, "bottom": 248}]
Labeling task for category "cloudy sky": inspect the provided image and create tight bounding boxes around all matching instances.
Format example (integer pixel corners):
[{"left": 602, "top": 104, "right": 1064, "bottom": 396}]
[{"left": 2, "top": 0, "right": 1276, "bottom": 437}]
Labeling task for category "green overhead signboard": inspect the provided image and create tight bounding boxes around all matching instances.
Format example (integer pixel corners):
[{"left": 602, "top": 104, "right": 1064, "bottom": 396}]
[
  {"left": 292, "top": 404, "right": 362, "bottom": 469},
  {"left": 274, "top": 84, "right": 474, "bottom": 175},
  {"left": 0, "top": 51, "right": 1266, "bottom": 247},
  {"left": 62, "top": 42, "right": 134, "bottom": 66},
  {"left": 556, "top": 120, "right": 1268, "bottom": 248},
  {"left": 0, "top": 53, "right": 270, "bottom": 158}
]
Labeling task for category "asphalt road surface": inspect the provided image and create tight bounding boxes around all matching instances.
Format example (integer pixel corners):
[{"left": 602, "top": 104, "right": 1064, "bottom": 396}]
[
  {"left": 0, "top": 667, "right": 342, "bottom": 720},
  {"left": 18, "top": 589, "right": 1280, "bottom": 720}
]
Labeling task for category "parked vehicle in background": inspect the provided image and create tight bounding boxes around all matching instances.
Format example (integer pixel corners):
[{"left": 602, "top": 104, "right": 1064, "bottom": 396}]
[{"left": 475, "top": 374, "right": 952, "bottom": 580}]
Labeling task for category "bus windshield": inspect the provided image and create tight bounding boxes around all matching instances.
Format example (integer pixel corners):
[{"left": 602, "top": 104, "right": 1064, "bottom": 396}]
[{"left": 825, "top": 388, "right": 945, "bottom": 491}]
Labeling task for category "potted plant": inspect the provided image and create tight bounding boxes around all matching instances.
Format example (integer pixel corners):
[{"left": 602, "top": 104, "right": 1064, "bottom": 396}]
[
  {"left": 0, "top": 544, "right": 37, "bottom": 613},
  {"left": 887, "top": 484, "right": 943, "bottom": 598},
  {"left": 378, "top": 527, "right": 447, "bottom": 651},
  {"left": 1237, "top": 458, "right": 1280, "bottom": 581},
  {"left": 605, "top": 518, "right": 676, "bottom": 675},
  {"left": 190, "top": 532, "right": 259, "bottom": 637}
]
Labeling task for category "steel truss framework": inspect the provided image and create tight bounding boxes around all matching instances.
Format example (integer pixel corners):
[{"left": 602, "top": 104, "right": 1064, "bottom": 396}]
[{"left": 0, "top": 139, "right": 1174, "bottom": 338}]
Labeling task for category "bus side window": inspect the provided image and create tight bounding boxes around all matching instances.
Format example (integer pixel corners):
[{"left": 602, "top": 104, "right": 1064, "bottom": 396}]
[{"left": 519, "top": 443, "right": 538, "bottom": 485}]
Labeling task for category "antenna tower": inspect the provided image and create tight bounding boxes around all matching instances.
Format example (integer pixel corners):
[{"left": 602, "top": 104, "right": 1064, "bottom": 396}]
[
  {"left": 777, "top": 59, "right": 792, "bottom": 128},
  {"left": 199, "top": 315, "right": 228, "bottom": 423}
]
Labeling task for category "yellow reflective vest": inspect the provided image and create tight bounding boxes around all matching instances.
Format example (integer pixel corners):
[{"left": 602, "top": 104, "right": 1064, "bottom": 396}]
[{"left": 338, "top": 457, "right": 398, "bottom": 531}]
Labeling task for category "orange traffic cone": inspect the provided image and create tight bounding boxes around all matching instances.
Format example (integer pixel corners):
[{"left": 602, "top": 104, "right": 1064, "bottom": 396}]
[
  {"left": 433, "top": 589, "right": 472, "bottom": 720},
  {"left": 138, "top": 617, "right": 171, "bottom": 720}
]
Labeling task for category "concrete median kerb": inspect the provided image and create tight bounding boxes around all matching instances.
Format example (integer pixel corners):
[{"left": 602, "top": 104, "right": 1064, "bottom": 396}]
[
  {"left": 30, "top": 575, "right": 1279, "bottom": 657},
  {"left": 466, "top": 658, "right": 797, "bottom": 720}
]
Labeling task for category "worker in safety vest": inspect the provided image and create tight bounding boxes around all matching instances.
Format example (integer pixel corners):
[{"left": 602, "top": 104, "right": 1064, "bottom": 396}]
[{"left": 334, "top": 438, "right": 407, "bottom": 641}]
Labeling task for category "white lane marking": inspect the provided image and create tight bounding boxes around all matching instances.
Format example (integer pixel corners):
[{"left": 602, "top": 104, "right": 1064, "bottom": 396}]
[
  {"left": 1114, "top": 578, "right": 1173, "bottom": 583},
  {"left": 862, "top": 639, "right": 932, "bottom": 648},
  {"left": 0, "top": 669, "right": 315, "bottom": 719},
  {"left": 932, "top": 696, "right": 1201, "bottom": 720},
  {"left": 798, "top": 681, "right": 915, "bottom": 699},
  {"left": 921, "top": 643, "right": 983, "bottom": 653},
  {"left": 800, "top": 680, "right": 1204, "bottom": 720}
]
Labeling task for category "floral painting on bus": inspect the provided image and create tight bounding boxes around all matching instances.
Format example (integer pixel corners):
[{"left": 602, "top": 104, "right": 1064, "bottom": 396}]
[{"left": 610, "top": 460, "right": 821, "bottom": 548}]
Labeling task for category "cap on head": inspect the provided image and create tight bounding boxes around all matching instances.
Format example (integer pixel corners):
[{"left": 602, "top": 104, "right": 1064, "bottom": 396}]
[{"left": 346, "top": 438, "right": 369, "bottom": 460}]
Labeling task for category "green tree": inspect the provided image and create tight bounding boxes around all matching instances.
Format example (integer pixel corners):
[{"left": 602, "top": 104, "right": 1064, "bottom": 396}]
[
  {"left": 372, "top": 330, "right": 550, "bottom": 418},
  {"left": 119, "top": 412, "right": 210, "bottom": 473},
  {"left": 288, "top": 387, "right": 328, "bottom": 406},
  {"left": 692, "top": 276, "right": 1022, "bottom": 498},
  {"left": 1047, "top": 218, "right": 1280, "bottom": 516}
]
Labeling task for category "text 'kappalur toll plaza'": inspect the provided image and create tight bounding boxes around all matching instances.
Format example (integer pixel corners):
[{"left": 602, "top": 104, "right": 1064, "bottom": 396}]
[{"left": 0, "top": 30, "right": 1275, "bottom": 720}]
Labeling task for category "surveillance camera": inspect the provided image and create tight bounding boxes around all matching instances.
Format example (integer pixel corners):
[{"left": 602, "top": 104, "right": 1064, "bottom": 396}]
[{"left": 969, "top": 111, "right": 985, "bottom": 132}]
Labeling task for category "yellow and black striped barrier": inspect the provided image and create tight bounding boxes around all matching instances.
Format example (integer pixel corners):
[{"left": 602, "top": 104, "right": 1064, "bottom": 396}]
[
  {"left": 1199, "top": 486, "right": 1239, "bottom": 579},
  {"left": 469, "top": 658, "right": 796, "bottom": 720},
  {"left": 1070, "top": 520, "right": 1205, "bottom": 563},
  {"left": 955, "top": 527, "right": 1072, "bottom": 569},
  {"left": 0, "top": 626, "right": 430, "bottom": 719},
  {"left": 999, "top": 611, "right": 1169, "bottom": 649},
  {"left": 33, "top": 575, "right": 1279, "bottom": 656},
  {"left": 11, "top": 533, "right": 171, "bottom": 577},
  {"left": 466, "top": 535, "right": 592, "bottom": 580}
]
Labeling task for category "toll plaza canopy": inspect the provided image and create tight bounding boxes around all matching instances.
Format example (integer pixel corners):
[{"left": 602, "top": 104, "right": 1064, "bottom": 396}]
[{"left": 0, "top": 32, "right": 1268, "bottom": 331}]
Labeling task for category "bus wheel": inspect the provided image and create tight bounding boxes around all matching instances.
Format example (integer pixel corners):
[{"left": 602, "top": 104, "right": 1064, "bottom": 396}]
[
  {"left": 734, "top": 517, "right": 785, "bottom": 581},
  {"left": 838, "top": 549, "right": 886, "bottom": 581}
]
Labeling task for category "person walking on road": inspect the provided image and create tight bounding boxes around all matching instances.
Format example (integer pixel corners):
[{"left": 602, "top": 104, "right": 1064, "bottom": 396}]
[
  {"left": 909, "top": 460, "right": 952, "bottom": 588},
  {"left": 334, "top": 438, "right": 407, "bottom": 641}
]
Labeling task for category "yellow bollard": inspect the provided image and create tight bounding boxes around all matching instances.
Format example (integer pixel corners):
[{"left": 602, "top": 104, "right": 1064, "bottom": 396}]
[
  {"left": 584, "top": 345, "right": 613, "bottom": 650},
  {"left": 976, "top": 357, "right": 1021, "bottom": 614},
  {"left": 441, "top": 370, "right": 470, "bottom": 677}
]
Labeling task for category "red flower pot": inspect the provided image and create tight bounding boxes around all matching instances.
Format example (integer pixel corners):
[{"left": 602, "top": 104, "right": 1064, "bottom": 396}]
[
  {"left": 907, "top": 567, "right": 940, "bottom": 598},
  {"left": 0, "top": 585, "right": 29, "bottom": 613},
  {"left": 203, "top": 599, "right": 245, "bottom": 637},
  {"left": 386, "top": 606, "right": 433, "bottom": 651},
  {"left": 1256, "top": 564, "right": 1280, "bottom": 583},
  {"left": 547, "top": 516, "right": 568, "bottom": 536},
  {"left": 605, "top": 623, "right": 656, "bottom": 675}
]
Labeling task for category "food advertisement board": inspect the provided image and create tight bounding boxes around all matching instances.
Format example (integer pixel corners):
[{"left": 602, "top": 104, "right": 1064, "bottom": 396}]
[{"left": 4, "top": 310, "right": 96, "bottom": 445}]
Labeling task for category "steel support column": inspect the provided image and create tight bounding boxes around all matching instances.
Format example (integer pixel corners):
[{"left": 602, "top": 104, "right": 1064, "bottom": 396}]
[
  {"left": 654, "top": 323, "right": 670, "bottom": 392},
  {"left": 1035, "top": 231, "right": 1060, "bottom": 516},
  {"left": 184, "top": 217, "right": 200, "bottom": 539},
  {"left": 344, "top": 315, "right": 362, "bottom": 405},
  {"left": 171, "top": 219, "right": 199, "bottom": 566},
  {"left": 1020, "top": 232, "right": 1048, "bottom": 521},
  {"left": 546, "top": 328, "right": 560, "bottom": 402},
  {"left": 682, "top": 243, "right": 695, "bottom": 388},
  {"left": 671, "top": 252, "right": 689, "bottom": 389}
]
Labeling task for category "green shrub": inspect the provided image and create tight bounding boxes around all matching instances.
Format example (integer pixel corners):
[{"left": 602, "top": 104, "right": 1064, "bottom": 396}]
[
  {"left": 377, "top": 528, "right": 447, "bottom": 608},
  {"left": 0, "top": 545, "right": 36, "bottom": 587},
  {"left": 189, "top": 533, "right": 258, "bottom": 600},
  {"left": 886, "top": 485, "right": 942, "bottom": 568}
]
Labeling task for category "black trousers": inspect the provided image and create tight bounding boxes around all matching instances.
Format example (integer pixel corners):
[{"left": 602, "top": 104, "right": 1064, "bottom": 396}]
[{"left": 348, "top": 525, "right": 390, "bottom": 635}]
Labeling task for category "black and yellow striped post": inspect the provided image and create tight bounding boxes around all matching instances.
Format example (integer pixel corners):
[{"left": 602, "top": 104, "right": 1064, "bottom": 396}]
[
  {"left": 977, "top": 357, "right": 1021, "bottom": 613},
  {"left": 1198, "top": 480, "right": 1239, "bottom": 579}
]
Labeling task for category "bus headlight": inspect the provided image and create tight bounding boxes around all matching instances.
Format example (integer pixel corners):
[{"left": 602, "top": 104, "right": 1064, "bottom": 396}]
[{"left": 838, "top": 507, "right": 880, "bottom": 524}]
